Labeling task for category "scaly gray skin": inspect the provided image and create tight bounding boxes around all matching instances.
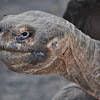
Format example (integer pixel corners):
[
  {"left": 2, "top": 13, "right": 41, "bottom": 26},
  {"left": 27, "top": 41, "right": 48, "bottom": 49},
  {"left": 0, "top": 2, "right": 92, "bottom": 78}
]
[
  {"left": 0, "top": 11, "right": 100, "bottom": 99},
  {"left": 52, "top": 83, "right": 98, "bottom": 100}
]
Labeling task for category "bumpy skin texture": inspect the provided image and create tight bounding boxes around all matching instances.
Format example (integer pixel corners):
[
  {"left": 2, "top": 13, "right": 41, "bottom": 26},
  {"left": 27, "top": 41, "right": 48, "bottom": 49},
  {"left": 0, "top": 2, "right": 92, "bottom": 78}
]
[
  {"left": 52, "top": 83, "right": 98, "bottom": 100},
  {"left": 0, "top": 11, "right": 100, "bottom": 99},
  {"left": 63, "top": 0, "right": 100, "bottom": 40}
]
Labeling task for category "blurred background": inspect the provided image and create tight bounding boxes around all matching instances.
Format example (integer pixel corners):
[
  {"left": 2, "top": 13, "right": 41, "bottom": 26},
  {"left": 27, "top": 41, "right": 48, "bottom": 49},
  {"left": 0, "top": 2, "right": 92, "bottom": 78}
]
[{"left": 0, "top": 0, "right": 70, "bottom": 100}]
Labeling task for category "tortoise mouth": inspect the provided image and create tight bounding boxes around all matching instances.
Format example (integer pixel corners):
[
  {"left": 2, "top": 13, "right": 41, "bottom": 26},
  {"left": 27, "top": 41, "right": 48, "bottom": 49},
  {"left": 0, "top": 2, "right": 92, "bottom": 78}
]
[
  {"left": 0, "top": 48, "right": 57, "bottom": 75},
  {"left": 0, "top": 39, "right": 56, "bottom": 74},
  {"left": 0, "top": 47, "right": 51, "bottom": 72},
  {"left": 0, "top": 49, "right": 48, "bottom": 63}
]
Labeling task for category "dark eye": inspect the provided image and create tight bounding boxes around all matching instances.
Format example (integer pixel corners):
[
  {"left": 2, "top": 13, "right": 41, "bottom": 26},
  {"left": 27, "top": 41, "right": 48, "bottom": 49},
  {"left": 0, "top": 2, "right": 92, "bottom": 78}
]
[{"left": 19, "top": 32, "right": 30, "bottom": 40}]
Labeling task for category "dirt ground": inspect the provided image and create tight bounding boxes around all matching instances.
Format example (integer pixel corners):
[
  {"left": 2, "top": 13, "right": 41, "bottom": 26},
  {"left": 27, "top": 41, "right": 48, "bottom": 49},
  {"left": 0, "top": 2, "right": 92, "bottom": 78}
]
[{"left": 0, "top": 0, "right": 71, "bottom": 100}]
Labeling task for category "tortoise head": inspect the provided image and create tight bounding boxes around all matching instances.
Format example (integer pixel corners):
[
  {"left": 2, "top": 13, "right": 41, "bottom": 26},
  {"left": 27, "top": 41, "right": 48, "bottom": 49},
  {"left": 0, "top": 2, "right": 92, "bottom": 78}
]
[{"left": 0, "top": 11, "right": 69, "bottom": 75}]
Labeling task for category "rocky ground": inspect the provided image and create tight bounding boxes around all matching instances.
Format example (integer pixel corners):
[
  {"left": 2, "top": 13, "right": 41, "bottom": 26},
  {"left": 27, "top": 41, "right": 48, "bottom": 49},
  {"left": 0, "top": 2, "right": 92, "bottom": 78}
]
[{"left": 0, "top": 0, "right": 71, "bottom": 100}]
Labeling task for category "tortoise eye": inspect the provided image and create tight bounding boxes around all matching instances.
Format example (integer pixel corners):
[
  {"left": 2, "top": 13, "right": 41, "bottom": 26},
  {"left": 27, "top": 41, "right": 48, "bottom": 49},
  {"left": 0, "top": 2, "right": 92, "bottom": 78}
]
[{"left": 19, "top": 32, "right": 30, "bottom": 40}]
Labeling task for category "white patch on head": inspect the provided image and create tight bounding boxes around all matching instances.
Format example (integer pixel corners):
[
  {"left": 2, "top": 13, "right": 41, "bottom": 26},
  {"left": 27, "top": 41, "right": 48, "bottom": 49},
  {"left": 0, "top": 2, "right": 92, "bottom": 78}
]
[
  {"left": 0, "top": 40, "right": 4, "bottom": 46},
  {"left": 19, "top": 28, "right": 26, "bottom": 33},
  {"left": 16, "top": 43, "right": 22, "bottom": 49},
  {"left": 0, "top": 32, "right": 4, "bottom": 36},
  {"left": 6, "top": 41, "right": 13, "bottom": 47},
  {"left": 40, "top": 52, "right": 44, "bottom": 56},
  {"left": 27, "top": 41, "right": 36, "bottom": 45}
]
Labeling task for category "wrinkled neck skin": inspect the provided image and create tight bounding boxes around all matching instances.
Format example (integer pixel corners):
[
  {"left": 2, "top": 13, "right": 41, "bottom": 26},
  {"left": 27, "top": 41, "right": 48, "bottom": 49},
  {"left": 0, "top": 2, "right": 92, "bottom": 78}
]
[{"left": 58, "top": 23, "right": 100, "bottom": 99}]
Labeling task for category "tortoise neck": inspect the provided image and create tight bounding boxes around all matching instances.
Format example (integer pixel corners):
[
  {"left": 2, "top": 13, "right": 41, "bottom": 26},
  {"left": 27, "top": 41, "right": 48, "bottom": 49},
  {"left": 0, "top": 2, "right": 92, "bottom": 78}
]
[{"left": 63, "top": 22, "right": 100, "bottom": 99}]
